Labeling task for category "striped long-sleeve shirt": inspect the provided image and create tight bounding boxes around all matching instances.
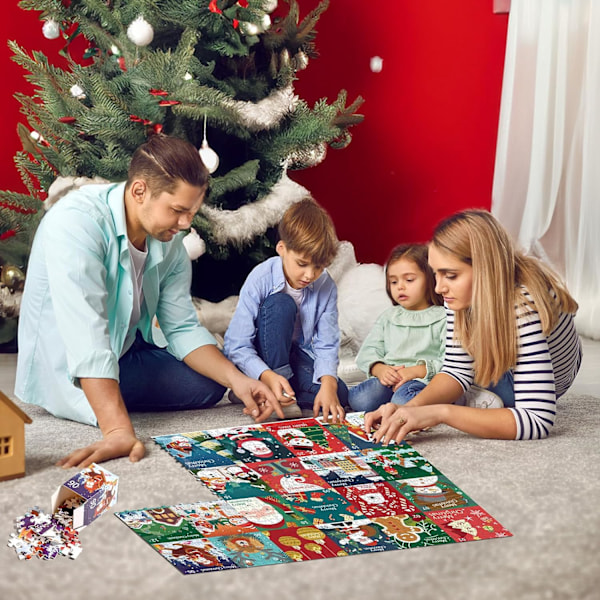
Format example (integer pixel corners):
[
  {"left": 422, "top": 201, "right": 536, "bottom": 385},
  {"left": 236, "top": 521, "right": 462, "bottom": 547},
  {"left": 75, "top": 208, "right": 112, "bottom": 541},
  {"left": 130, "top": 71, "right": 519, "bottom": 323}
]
[{"left": 440, "top": 290, "right": 582, "bottom": 440}]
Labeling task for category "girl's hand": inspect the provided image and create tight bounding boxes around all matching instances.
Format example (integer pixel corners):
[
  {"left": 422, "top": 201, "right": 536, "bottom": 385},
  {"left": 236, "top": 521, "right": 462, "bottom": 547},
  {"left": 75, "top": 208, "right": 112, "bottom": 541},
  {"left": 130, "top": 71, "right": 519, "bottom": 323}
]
[
  {"left": 392, "top": 364, "right": 427, "bottom": 391},
  {"left": 371, "top": 363, "right": 403, "bottom": 387}
]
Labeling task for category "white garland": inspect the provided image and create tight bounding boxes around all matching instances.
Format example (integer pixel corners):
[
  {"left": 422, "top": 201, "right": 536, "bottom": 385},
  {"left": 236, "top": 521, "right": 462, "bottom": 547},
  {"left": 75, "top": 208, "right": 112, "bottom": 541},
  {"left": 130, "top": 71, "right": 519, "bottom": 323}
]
[
  {"left": 226, "top": 86, "right": 298, "bottom": 131},
  {"left": 201, "top": 172, "right": 309, "bottom": 247}
]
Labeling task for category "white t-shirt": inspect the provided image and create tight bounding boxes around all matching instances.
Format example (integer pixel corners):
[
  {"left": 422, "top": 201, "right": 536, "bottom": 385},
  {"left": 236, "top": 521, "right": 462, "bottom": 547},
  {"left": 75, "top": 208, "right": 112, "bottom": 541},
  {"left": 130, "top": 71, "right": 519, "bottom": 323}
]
[
  {"left": 121, "top": 239, "right": 148, "bottom": 356},
  {"left": 284, "top": 281, "right": 304, "bottom": 342}
]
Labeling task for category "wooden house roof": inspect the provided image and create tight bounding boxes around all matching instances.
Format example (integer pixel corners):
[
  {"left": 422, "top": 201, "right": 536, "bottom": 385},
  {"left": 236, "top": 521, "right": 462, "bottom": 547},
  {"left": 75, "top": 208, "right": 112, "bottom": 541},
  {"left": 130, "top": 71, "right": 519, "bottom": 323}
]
[{"left": 0, "top": 391, "right": 32, "bottom": 424}]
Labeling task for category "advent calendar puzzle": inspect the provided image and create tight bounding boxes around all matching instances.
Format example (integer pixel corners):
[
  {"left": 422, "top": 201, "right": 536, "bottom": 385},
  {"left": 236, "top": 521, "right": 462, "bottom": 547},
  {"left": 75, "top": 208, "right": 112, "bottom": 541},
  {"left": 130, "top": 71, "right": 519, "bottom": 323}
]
[{"left": 115, "top": 413, "right": 511, "bottom": 574}]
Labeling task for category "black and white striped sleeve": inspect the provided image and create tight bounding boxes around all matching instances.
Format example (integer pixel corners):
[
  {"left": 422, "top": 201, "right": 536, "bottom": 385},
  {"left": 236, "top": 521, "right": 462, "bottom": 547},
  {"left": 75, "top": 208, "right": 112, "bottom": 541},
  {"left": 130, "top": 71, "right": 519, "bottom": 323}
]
[
  {"left": 440, "top": 308, "right": 475, "bottom": 390},
  {"left": 509, "top": 297, "right": 556, "bottom": 440}
]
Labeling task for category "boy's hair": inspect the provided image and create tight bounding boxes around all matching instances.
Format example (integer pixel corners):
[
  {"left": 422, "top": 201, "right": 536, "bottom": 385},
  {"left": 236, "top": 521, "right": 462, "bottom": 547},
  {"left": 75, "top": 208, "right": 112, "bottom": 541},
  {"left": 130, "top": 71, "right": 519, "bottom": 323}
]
[
  {"left": 278, "top": 198, "right": 339, "bottom": 267},
  {"left": 385, "top": 244, "right": 443, "bottom": 307},
  {"left": 126, "top": 134, "right": 209, "bottom": 195},
  {"left": 431, "top": 209, "right": 578, "bottom": 386}
]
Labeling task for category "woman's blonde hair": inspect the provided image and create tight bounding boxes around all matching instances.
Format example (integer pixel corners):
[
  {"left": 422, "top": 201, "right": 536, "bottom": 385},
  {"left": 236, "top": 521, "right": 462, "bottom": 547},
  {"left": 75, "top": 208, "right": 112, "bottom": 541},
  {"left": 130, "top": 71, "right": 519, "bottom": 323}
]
[{"left": 431, "top": 209, "right": 578, "bottom": 386}]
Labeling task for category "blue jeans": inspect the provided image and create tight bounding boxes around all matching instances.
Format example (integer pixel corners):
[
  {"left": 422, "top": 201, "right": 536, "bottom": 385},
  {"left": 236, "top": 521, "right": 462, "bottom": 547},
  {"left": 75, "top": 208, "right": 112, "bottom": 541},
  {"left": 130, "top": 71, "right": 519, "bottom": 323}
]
[
  {"left": 485, "top": 371, "right": 515, "bottom": 407},
  {"left": 119, "top": 332, "right": 226, "bottom": 412},
  {"left": 348, "top": 376, "right": 426, "bottom": 412},
  {"left": 256, "top": 293, "right": 349, "bottom": 410}
]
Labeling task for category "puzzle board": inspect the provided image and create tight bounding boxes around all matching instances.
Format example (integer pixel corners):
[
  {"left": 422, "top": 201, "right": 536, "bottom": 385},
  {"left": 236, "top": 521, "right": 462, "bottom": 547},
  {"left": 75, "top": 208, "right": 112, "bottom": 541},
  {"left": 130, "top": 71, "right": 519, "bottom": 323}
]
[{"left": 115, "top": 413, "right": 511, "bottom": 574}]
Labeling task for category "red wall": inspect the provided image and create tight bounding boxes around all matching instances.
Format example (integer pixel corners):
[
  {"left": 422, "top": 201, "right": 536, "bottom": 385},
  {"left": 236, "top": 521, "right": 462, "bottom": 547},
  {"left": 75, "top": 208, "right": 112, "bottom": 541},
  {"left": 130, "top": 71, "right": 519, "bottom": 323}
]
[{"left": 0, "top": 1, "right": 508, "bottom": 265}]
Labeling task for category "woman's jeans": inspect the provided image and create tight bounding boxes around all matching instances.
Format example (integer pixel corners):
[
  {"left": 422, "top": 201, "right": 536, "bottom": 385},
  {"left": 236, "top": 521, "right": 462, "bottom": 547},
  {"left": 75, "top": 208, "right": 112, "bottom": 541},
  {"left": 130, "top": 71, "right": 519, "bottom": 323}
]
[{"left": 256, "top": 293, "right": 349, "bottom": 409}]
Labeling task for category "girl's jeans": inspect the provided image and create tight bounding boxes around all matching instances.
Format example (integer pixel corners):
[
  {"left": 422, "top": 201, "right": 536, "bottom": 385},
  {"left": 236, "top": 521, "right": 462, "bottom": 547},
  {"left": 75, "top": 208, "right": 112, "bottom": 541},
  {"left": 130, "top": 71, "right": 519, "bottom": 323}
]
[{"left": 348, "top": 376, "right": 426, "bottom": 412}]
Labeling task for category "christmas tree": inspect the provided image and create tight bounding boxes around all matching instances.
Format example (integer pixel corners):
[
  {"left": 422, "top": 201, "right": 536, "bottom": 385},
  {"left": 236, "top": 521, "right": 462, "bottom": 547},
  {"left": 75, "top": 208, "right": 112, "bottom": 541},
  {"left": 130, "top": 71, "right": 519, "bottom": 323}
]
[{"left": 0, "top": 0, "right": 363, "bottom": 308}]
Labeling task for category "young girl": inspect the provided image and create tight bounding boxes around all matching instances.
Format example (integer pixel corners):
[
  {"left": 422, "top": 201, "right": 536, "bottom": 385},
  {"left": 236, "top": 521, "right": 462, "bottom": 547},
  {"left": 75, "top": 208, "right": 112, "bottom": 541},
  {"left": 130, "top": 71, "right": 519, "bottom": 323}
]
[
  {"left": 365, "top": 210, "right": 582, "bottom": 444},
  {"left": 348, "top": 244, "right": 446, "bottom": 413}
]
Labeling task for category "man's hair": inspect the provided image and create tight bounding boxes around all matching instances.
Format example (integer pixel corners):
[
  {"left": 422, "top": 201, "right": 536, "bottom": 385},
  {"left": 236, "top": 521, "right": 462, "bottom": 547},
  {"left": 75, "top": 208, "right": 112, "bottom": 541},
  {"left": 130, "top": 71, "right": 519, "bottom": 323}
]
[
  {"left": 431, "top": 209, "right": 577, "bottom": 386},
  {"left": 126, "top": 134, "right": 209, "bottom": 195},
  {"left": 278, "top": 198, "right": 339, "bottom": 267},
  {"left": 385, "top": 244, "right": 443, "bottom": 306}
]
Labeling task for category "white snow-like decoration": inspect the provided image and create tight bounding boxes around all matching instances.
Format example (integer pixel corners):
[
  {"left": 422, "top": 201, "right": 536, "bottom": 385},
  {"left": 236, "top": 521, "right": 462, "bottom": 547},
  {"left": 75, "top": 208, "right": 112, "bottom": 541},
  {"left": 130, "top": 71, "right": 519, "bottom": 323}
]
[
  {"left": 182, "top": 228, "right": 206, "bottom": 259},
  {"left": 45, "top": 176, "right": 110, "bottom": 210},
  {"left": 201, "top": 172, "right": 309, "bottom": 247},
  {"left": 226, "top": 86, "right": 298, "bottom": 131}
]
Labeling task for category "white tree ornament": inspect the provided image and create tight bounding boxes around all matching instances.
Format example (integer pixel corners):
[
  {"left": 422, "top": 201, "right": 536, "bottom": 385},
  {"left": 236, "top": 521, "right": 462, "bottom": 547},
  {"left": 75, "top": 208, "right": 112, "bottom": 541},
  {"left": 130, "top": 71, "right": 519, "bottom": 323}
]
[{"left": 127, "top": 16, "right": 154, "bottom": 47}]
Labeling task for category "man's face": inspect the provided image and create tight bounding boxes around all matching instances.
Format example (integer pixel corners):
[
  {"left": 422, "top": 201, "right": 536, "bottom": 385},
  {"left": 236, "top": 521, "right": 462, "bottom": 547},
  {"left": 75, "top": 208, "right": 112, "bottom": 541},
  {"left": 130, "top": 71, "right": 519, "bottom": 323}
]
[
  {"left": 137, "top": 180, "right": 205, "bottom": 243},
  {"left": 276, "top": 241, "right": 324, "bottom": 290}
]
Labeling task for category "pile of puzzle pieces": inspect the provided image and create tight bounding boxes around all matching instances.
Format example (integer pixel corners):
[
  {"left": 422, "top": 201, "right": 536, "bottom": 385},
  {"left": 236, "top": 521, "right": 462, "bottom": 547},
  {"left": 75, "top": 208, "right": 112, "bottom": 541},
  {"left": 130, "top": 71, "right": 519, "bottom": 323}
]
[
  {"left": 6, "top": 462, "right": 118, "bottom": 561},
  {"left": 7, "top": 500, "right": 84, "bottom": 560}
]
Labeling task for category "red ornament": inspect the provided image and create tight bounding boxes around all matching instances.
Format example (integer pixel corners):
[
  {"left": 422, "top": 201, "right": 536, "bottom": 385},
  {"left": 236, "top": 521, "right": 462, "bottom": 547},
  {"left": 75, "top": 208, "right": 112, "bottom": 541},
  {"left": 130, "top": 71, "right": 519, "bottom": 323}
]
[
  {"left": 118, "top": 56, "right": 127, "bottom": 71},
  {"left": 0, "top": 230, "right": 17, "bottom": 241},
  {"left": 151, "top": 123, "right": 164, "bottom": 134},
  {"left": 58, "top": 116, "right": 77, "bottom": 124},
  {"left": 209, "top": 0, "right": 222, "bottom": 14},
  {"left": 233, "top": 19, "right": 239, "bottom": 28},
  {"left": 158, "top": 100, "right": 181, "bottom": 106},
  {"left": 149, "top": 89, "right": 169, "bottom": 96}
]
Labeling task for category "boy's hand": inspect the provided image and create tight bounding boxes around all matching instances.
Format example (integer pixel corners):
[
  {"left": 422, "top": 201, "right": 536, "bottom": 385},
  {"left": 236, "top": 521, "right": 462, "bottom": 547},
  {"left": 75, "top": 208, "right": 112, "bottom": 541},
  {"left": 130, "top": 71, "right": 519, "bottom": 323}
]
[
  {"left": 313, "top": 375, "right": 345, "bottom": 424},
  {"left": 231, "top": 373, "right": 284, "bottom": 422},
  {"left": 259, "top": 370, "right": 296, "bottom": 406}
]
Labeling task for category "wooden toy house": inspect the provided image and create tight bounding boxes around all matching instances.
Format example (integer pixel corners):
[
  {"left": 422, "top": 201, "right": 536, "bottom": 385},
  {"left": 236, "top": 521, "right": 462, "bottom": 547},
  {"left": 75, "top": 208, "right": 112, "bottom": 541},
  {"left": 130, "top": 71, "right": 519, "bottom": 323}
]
[{"left": 0, "top": 391, "right": 32, "bottom": 481}]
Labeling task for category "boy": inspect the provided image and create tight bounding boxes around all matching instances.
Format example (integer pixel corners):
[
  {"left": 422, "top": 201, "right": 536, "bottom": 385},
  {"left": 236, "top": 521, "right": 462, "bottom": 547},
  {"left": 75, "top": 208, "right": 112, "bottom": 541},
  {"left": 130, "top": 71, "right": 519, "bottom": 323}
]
[{"left": 224, "top": 198, "right": 349, "bottom": 422}]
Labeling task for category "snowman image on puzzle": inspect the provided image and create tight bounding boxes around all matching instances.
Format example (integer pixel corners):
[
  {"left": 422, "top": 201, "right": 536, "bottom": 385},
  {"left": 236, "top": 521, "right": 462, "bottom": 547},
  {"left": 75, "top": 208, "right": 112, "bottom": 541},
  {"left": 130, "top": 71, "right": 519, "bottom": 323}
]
[
  {"left": 401, "top": 475, "right": 467, "bottom": 509},
  {"left": 277, "top": 428, "right": 314, "bottom": 450}
]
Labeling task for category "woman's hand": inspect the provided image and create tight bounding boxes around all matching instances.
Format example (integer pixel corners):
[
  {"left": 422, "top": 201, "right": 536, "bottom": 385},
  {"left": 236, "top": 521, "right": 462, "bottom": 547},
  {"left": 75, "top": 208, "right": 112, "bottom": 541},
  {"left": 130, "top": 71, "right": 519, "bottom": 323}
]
[{"left": 364, "top": 403, "right": 443, "bottom": 445}]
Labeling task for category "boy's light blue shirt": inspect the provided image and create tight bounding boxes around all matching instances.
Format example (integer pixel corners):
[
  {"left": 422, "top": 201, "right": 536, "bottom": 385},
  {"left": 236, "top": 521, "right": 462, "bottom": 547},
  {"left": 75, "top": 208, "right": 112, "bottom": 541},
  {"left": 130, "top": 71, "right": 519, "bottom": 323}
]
[
  {"left": 15, "top": 182, "right": 216, "bottom": 425},
  {"left": 224, "top": 256, "right": 340, "bottom": 384}
]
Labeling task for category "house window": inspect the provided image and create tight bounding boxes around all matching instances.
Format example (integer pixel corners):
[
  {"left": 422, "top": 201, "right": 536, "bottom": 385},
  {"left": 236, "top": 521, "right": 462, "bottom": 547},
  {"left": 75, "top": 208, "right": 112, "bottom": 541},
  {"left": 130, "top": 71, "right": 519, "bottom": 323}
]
[{"left": 1, "top": 436, "right": 12, "bottom": 457}]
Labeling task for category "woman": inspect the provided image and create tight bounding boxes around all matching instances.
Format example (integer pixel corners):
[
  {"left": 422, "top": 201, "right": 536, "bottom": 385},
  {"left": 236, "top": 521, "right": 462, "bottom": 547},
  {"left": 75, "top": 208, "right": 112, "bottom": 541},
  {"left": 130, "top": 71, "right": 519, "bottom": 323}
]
[{"left": 365, "top": 209, "right": 582, "bottom": 443}]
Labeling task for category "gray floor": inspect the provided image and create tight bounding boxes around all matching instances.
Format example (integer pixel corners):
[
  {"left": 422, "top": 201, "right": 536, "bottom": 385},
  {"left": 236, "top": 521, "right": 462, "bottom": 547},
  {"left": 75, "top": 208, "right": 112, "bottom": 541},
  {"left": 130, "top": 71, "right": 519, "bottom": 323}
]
[
  {"left": 0, "top": 337, "right": 599, "bottom": 600},
  {"left": 2, "top": 337, "right": 598, "bottom": 415}
]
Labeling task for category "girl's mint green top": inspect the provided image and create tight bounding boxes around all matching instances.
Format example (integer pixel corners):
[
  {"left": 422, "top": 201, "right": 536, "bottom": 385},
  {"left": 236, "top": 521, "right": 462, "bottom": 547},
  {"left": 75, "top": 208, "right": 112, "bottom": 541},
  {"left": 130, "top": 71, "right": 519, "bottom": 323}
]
[
  {"left": 15, "top": 183, "right": 216, "bottom": 425},
  {"left": 356, "top": 304, "right": 447, "bottom": 383}
]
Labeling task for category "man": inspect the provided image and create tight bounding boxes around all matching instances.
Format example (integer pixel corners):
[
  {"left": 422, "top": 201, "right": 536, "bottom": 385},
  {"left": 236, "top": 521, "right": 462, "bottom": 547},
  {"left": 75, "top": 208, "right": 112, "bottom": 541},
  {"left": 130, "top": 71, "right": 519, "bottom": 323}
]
[{"left": 15, "top": 134, "right": 283, "bottom": 468}]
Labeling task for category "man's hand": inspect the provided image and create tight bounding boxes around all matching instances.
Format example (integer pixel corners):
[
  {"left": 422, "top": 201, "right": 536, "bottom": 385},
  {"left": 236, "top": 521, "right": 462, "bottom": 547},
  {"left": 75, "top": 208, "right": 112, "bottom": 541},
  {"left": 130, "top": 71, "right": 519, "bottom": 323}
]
[
  {"left": 56, "top": 427, "right": 145, "bottom": 469},
  {"left": 232, "top": 373, "right": 285, "bottom": 422}
]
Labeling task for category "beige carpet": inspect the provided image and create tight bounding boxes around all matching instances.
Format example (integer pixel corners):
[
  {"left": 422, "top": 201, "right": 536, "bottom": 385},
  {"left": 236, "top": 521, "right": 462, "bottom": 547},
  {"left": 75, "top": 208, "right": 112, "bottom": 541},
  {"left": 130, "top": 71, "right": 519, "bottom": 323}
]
[{"left": 1, "top": 393, "right": 599, "bottom": 600}]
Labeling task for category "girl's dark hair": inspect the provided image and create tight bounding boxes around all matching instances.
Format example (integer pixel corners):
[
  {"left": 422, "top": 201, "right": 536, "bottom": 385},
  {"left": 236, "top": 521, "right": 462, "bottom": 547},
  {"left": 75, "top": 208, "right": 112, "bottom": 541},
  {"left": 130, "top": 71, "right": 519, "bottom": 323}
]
[
  {"left": 126, "top": 134, "right": 209, "bottom": 195},
  {"left": 385, "top": 244, "right": 443, "bottom": 306}
]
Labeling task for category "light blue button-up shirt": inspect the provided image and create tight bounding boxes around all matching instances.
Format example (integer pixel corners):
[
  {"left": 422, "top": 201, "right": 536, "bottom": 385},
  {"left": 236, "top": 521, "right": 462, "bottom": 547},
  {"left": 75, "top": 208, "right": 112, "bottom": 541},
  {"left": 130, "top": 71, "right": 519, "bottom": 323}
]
[
  {"left": 15, "top": 182, "right": 216, "bottom": 425},
  {"left": 224, "top": 256, "right": 341, "bottom": 384}
]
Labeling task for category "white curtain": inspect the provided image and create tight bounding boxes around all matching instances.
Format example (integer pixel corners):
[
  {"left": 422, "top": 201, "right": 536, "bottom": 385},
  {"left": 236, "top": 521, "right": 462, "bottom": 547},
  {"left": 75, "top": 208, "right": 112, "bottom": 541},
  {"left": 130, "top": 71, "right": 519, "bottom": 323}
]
[{"left": 492, "top": 0, "right": 600, "bottom": 339}]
